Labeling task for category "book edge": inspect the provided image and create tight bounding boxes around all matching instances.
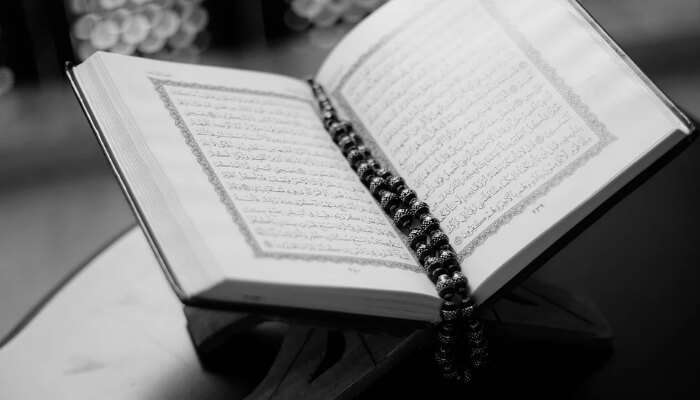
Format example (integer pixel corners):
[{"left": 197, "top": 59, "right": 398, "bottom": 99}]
[
  {"left": 568, "top": 0, "right": 695, "bottom": 135},
  {"left": 65, "top": 62, "right": 192, "bottom": 304}
]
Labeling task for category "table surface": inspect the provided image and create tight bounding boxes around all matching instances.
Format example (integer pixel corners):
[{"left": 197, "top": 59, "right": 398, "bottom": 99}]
[
  {"left": 2, "top": 2, "right": 700, "bottom": 398},
  {"left": 0, "top": 228, "right": 256, "bottom": 399}
]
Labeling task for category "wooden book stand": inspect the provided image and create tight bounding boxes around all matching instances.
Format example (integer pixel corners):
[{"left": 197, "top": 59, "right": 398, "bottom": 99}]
[{"left": 185, "top": 278, "right": 613, "bottom": 399}]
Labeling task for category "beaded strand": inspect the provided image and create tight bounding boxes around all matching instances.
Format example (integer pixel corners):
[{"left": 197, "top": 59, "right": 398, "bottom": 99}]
[{"left": 308, "top": 79, "right": 487, "bottom": 384}]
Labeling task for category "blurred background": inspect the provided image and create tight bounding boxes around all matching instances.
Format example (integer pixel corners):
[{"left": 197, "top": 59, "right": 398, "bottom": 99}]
[{"left": 0, "top": 0, "right": 699, "bottom": 396}]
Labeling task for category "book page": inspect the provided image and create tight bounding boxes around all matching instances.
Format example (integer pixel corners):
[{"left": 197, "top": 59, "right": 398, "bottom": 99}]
[
  {"left": 317, "top": 0, "right": 691, "bottom": 300},
  {"left": 76, "top": 53, "right": 438, "bottom": 320},
  {"left": 149, "top": 78, "right": 413, "bottom": 267}
]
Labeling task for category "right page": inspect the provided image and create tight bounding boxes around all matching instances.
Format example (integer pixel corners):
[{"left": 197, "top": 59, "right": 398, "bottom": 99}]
[{"left": 316, "top": 0, "right": 693, "bottom": 301}]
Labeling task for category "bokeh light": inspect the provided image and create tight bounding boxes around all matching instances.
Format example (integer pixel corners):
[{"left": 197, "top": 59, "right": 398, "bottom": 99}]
[{"left": 66, "top": 0, "right": 209, "bottom": 62}]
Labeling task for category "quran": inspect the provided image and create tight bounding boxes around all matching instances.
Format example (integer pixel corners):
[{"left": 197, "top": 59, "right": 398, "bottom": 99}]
[{"left": 68, "top": 0, "right": 694, "bottom": 324}]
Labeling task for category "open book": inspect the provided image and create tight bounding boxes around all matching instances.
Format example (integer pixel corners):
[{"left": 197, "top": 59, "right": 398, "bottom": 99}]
[{"left": 68, "top": 0, "right": 693, "bottom": 323}]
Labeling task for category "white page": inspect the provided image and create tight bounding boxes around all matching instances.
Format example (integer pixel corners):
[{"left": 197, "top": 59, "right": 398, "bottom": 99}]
[
  {"left": 317, "top": 0, "right": 691, "bottom": 300},
  {"left": 75, "top": 52, "right": 439, "bottom": 318}
]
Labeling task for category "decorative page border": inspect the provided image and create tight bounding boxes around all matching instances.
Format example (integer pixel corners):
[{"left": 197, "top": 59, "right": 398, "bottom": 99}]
[
  {"left": 150, "top": 78, "right": 418, "bottom": 270},
  {"left": 332, "top": 0, "right": 616, "bottom": 260}
]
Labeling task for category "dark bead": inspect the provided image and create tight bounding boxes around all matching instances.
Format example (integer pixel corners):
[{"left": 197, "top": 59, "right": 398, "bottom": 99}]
[
  {"left": 379, "top": 191, "right": 399, "bottom": 213},
  {"left": 429, "top": 230, "right": 449, "bottom": 249},
  {"left": 462, "top": 305, "right": 475, "bottom": 320},
  {"left": 346, "top": 148, "right": 365, "bottom": 167},
  {"left": 424, "top": 240, "right": 436, "bottom": 254},
  {"left": 435, "top": 342, "right": 453, "bottom": 355},
  {"left": 355, "top": 160, "right": 374, "bottom": 179},
  {"left": 356, "top": 144, "right": 371, "bottom": 157},
  {"left": 420, "top": 215, "right": 440, "bottom": 233},
  {"left": 438, "top": 319, "right": 457, "bottom": 330},
  {"left": 437, "top": 249, "right": 459, "bottom": 274},
  {"left": 387, "top": 176, "right": 406, "bottom": 192},
  {"left": 440, "top": 362, "right": 458, "bottom": 376},
  {"left": 440, "top": 307, "right": 460, "bottom": 322},
  {"left": 442, "top": 370, "right": 461, "bottom": 381},
  {"left": 467, "top": 320, "right": 483, "bottom": 335},
  {"left": 457, "top": 281, "right": 469, "bottom": 296},
  {"left": 392, "top": 208, "right": 412, "bottom": 230},
  {"left": 323, "top": 116, "right": 338, "bottom": 130},
  {"left": 472, "top": 339, "right": 488, "bottom": 354},
  {"left": 439, "top": 243, "right": 455, "bottom": 253},
  {"left": 462, "top": 369, "right": 474, "bottom": 385},
  {"left": 415, "top": 243, "right": 432, "bottom": 263},
  {"left": 451, "top": 270, "right": 467, "bottom": 290},
  {"left": 437, "top": 330, "right": 458, "bottom": 345},
  {"left": 436, "top": 346, "right": 457, "bottom": 361},
  {"left": 434, "top": 351, "right": 452, "bottom": 367},
  {"left": 461, "top": 297, "right": 475, "bottom": 319},
  {"left": 438, "top": 324, "right": 458, "bottom": 339},
  {"left": 440, "top": 367, "right": 460, "bottom": 379},
  {"left": 366, "top": 158, "right": 380, "bottom": 170},
  {"left": 349, "top": 132, "right": 364, "bottom": 145},
  {"left": 438, "top": 248, "right": 457, "bottom": 262},
  {"left": 436, "top": 274, "right": 456, "bottom": 300},
  {"left": 368, "top": 177, "right": 388, "bottom": 196},
  {"left": 375, "top": 167, "right": 392, "bottom": 179},
  {"left": 406, "top": 228, "right": 426, "bottom": 250},
  {"left": 409, "top": 199, "right": 430, "bottom": 218},
  {"left": 337, "top": 135, "right": 356, "bottom": 153},
  {"left": 470, "top": 347, "right": 488, "bottom": 368},
  {"left": 455, "top": 281, "right": 469, "bottom": 297},
  {"left": 322, "top": 109, "right": 336, "bottom": 121},
  {"left": 441, "top": 299, "right": 460, "bottom": 312},
  {"left": 471, "top": 337, "right": 487, "bottom": 351},
  {"left": 469, "top": 329, "right": 485, "bottom": 345},
  {"left": 329, "top": 121, "right": 352, "bottom": 141},
  {"left": 422, "top": 255, "right": 438, "bottom": 272},
  {"left": 398, "top": 188, "right": 417, "bottom": 204},
  {"left": 431, "top": 267, "right": 448, "bottom": 283},
  {"left": 333, "top": 131, "right": 347, "bottom": 143},
  {"left": 424, "top": 256, "right": 447, "bottom": 282}
]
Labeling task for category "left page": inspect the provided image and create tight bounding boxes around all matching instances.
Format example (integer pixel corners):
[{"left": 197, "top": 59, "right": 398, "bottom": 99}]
[{"left": 73, "top": 52, "right": 440, "bottom": 320}]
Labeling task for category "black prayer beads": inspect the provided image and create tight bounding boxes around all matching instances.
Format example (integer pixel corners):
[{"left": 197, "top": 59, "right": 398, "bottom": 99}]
[{"left": 308, "top": 79, "right": 487, "bottom": 384}]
